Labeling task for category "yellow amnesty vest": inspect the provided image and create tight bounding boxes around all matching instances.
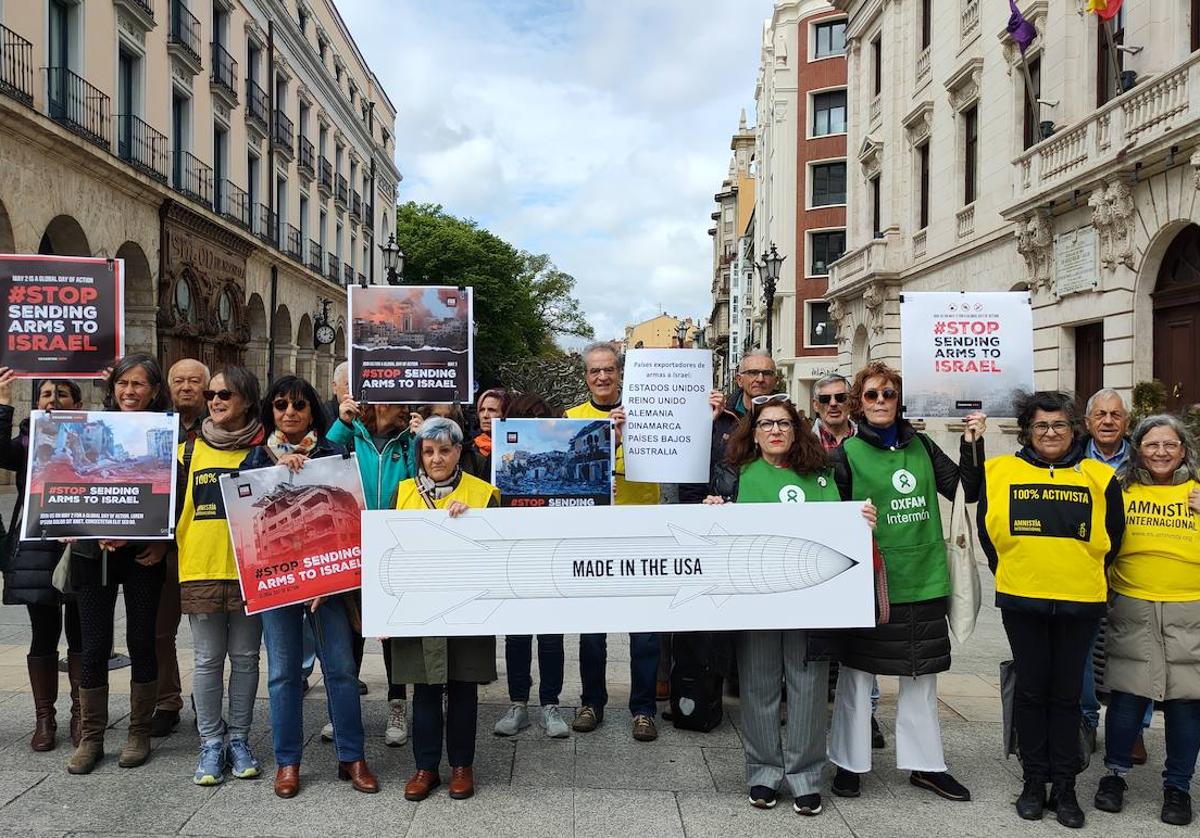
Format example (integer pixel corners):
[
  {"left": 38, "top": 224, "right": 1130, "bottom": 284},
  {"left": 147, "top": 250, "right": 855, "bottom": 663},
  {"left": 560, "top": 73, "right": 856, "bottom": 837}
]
[
  {"left": 395, "top": 472, "right": 500, "bottom": 511},
  {"left": 1110, "top": 480, "right": 1200, "bottom": 601},
  {"left": 176, "top": 440, "right": 251, "bottom": 583},
  {"left": 565, "top": 401, "right": 659, "bottom": 506},
  {"left": 984, "top": 454, "right": 1114, "bottom": 604}
]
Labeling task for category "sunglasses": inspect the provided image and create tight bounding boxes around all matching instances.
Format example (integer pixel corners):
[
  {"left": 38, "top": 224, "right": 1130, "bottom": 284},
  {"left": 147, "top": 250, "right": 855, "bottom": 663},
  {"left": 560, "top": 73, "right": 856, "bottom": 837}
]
[
  {"left": 862, "top": 388, "right": 898, "bottom": 403},
  {"left": 273, "top": 398, "right": 309, "bottom": 413},
  {"left": 203, "top": 389, "right": 234, "bottom": 402},
  {"left": 817, "top": 392, "right": 849, "bottom": 405},
  {"left": 751, "top": 393, "right": 790, "bottom": 406}
]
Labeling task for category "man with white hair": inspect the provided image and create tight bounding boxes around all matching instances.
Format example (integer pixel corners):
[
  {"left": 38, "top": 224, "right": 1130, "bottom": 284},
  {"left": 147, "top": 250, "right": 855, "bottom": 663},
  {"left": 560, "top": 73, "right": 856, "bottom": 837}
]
[{"left": 325, "top": 361, "right": 350, "bottom": 431}]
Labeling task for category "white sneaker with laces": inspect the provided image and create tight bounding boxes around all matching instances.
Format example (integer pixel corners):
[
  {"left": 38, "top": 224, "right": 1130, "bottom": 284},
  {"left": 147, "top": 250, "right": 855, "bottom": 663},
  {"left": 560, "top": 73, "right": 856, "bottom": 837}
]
[
  {"left": 320, "top": 721, "right": 334, "bottom": 742},
  {"left": 493, "top": 703, "right": 530, "bottom": 736},
  {"left": 542, "top": 705, "right": 570, "bottom": 739},
  {"left": 385, "top": 699, "right": 408, "bottom": 747}
]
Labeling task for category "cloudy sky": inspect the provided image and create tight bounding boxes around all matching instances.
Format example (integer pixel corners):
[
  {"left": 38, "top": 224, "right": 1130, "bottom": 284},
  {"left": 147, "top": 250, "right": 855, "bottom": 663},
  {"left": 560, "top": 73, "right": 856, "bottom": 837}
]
[{"left": 338, "top": 0, "right": 775, "bottom": 344}]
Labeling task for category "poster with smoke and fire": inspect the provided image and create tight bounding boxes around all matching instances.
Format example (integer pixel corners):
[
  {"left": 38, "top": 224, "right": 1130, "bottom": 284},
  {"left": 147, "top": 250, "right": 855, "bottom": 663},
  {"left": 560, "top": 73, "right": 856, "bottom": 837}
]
[
  {"left": 220, "top": 454, "right": 368, "bottom": 614},
  {"left": 348, "top": 285, "right": 474, "bottom": 404},
  {"left": 21, "top": 410, "right": 178, "bottom": 540}
]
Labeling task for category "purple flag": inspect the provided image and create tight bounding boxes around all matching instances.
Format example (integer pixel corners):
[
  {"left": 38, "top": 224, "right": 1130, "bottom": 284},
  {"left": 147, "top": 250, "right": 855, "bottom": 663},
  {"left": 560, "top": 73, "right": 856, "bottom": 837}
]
[{"left": 1007, "top": 0, "right": 1037, "bottom": 54}]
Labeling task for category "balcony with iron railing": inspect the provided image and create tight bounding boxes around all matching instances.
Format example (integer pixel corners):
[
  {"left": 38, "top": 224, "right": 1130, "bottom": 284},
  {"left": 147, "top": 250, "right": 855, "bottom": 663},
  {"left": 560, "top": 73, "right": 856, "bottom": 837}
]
[
  {"left": 343, "top": 264, "right": 354, "bottom": 286},
  {"left": 216, "top": 180, "right": 251, "bottom": 229},
  {"left": 168, "top": 1, "right": 203, "bottom": 72},
  {"left": 210, "top": 42, "right": 238, "bottom": 103},
  {"left": 364, "top": 203, "right": 374, "bottom": 227},
  {"left": 284, "top": 224, "right": 302, "bottom": 260},
  {"left": 350, "top": 191, "right": 362, "bottom": 221},
  {"left": 117, "top": 114, "right": 169, "bottom": 182},
  {"left": 318, "top": 157, "right": 333, "bottom": 194},
  {"left": 0, "top": 22, "right": 34, "bottom": 107},
  {"left": 258, "top": 204, "right": 277, "bottom": 246},
  {"left": 297, "top": 136, "right": 315, "bottom": 177},
  {"left": 172, "top": 150, "right": 213, "bottom": 205},
  {"left": 308, "top": 239, "right": 323, "bottom": 272},
  {"left": 326, "top": 252, "right": 339, "bottom": 282},
  {"left": 46, "top": 67, "right": 110, "bottom": 149},
  {"left": 245, "top": 79, "right": 268, "bottom": 137},
  {"left": 272, "top": 109, "right": 294, "bottom": 157},
  {"left": 357, "top": 272, "right": 366, "bottom": 286},
  {"left": 335, "top": 174, "right": 348, "bottom": 207}
]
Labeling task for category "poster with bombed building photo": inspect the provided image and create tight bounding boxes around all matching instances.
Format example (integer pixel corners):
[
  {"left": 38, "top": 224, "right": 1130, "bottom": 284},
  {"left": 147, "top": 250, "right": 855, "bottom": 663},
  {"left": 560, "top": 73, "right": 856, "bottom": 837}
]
[
  {"left": 220, "top": 454, "right": 368, "bottom": 614},
  {"left": 491, "top": 418, "right": 614, "bottom": 508},
  {"left": 21, "top": 410, "right": 178, "bottom": 540},
  {"left": 348, "top": 285, "right": 473, "bottom": 404}
]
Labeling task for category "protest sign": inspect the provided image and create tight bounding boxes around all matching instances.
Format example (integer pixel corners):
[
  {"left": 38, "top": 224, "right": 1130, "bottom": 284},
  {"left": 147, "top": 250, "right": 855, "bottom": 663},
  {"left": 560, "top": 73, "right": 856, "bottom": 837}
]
[
  {"left": 621, "top": 348, "right": 713, "bottom": 483},
  {"left": 491, "top": 418, "right": 613, "bottom": 508},
  {"left": 21, "top": 410, "right": 177, "bottom": 540},
  {"left": 899, "top": 291, "right": 1033, "bottom": 418},
  {"left": 220, "top": 454, "right": 368, "bottom": 615},
  {"left": 360, "top": 501, "right": 872, "bottom": 637},
  {"left": 348, "top": 285, "right": 473, "bottom": 404},
  {"left": 0, "top": 254, "right": 124, "bottom": 377}
]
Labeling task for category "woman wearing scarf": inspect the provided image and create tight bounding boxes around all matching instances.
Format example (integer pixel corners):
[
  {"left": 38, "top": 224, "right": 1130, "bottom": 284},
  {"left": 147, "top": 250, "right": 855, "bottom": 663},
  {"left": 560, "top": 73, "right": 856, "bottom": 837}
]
[
  {"left": 240, "top": 375, "right": 377, "bottom": 799},
  {"left": 174, "top": 366, "right": 266, "bottom": 786},
  {"left": 395, "top": 416, "right": 499, "bottom": 803},
  {"left": 66, "top": 355, "right": 173, "bottom": 775},
  {"left": 473, "top": 388, "right": 508, "bottom": 476}
]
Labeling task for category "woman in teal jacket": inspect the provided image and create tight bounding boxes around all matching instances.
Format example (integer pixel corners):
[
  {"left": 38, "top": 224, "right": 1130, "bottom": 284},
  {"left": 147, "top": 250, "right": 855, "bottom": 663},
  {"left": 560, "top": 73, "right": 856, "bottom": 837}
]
[{"left": 327, "top": 397, "right": 417, "bottom": 746}]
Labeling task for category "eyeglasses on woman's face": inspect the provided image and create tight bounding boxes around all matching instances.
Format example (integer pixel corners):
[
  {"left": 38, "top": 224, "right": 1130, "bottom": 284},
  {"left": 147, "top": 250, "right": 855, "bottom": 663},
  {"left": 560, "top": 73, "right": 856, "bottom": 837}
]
[
  {"left": 755, "top": 419, "right": 794, "bottom": 432},
  {"left": 1140, "top": 440, "right": 1182, "bottom": 454},
  {"left": 204, "top": 389, "right": 234, "bottom": 402},
  {"left": 1031, "top": 420, "right": 1072, "bottom": 436},
  {"left": 862, "top": 388, "right": 898, "bottom": 403}
]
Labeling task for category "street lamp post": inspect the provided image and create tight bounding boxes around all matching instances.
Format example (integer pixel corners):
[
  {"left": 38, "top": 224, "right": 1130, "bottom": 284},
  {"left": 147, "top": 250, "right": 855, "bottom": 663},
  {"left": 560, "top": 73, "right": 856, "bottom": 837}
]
[
  {"left": 380, "top": 234, "right": 405, "bottom": 285},
  {"left": 756, "top": 243, "right": 784, "bottom": 356}
]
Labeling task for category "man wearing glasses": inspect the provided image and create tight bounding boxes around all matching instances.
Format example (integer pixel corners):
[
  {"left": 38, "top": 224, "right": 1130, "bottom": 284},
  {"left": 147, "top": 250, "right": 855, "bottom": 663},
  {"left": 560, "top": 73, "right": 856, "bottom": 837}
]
[
  {"left": 565, "top": 341, "right": 662, "bottom": 742},
  {"left": 730, "top": 352, "right": 779, "bottom": 416}
]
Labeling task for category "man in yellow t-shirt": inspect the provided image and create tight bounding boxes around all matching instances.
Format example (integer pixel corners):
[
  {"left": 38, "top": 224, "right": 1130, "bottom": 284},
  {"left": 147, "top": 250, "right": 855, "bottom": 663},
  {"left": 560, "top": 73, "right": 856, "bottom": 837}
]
[{"left": 564, "top": 341, "right": 661, "bottom": 743}]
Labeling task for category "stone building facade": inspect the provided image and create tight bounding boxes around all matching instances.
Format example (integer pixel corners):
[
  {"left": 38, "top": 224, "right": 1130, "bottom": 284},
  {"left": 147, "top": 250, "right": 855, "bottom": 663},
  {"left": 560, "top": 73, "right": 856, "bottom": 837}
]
[
  {"left": 0, "top": 0, "right": 400, "bottom": 393},
  {"left": 828, "top": 0, "right": 1200, "bottom": 421}
]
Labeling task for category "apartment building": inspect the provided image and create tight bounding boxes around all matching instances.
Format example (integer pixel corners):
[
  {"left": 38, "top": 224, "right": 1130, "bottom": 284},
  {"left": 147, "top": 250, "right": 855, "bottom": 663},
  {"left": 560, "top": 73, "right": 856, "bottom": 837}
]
[{"left": 0, "top": 0, "right": 401, "bottom": 385}]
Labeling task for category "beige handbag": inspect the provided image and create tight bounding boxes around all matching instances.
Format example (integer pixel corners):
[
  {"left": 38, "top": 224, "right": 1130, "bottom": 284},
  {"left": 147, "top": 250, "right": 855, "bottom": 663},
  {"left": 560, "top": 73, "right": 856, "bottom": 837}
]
[{"left": 946, "top": 484, "right": 981, "bottom": 644}]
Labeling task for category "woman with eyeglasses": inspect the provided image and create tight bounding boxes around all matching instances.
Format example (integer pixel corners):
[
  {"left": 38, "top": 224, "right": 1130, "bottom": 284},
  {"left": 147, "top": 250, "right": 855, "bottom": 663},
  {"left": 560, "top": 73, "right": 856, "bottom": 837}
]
[
  {"left": 64, "top": 355, "right": 173, "bottom": 775},
  {"left": 704, "top": 395, "right": 875, "bottom": 816},
  {"left": 976, "top": 391, "right": 1124, "bottom": 828},
  {"left": 1092, "top": 415, "right": 1200, "bottom": 827},
  {"left": 239, "top": 375, "right": 378, "bottom": 799},
  {"left": 826, "top": 361, "right": 986, "bottom": 805},
  {"left": 172, "top": 367, "right": 266, "bottom": 786}
]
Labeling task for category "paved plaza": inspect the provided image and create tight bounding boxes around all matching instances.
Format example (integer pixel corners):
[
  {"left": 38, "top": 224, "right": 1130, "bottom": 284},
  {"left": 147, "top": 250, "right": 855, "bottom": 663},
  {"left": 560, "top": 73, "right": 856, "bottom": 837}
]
[{"left": 0, "top": 548, "right": 1187, "bottom": 836}]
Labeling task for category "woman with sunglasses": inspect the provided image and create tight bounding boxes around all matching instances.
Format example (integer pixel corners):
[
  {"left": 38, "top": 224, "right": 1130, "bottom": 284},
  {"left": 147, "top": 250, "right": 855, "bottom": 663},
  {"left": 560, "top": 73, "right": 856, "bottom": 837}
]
[
  {"left": 976, "top": 391, "right": 1123, "bottom": 828},
  {"left": 240, "top": 375, "right": 378, "bottom": 799},
  {"left": 65, "top": 355, "right": 173, "bottom": 775},
  {"left": 704, "top": 395, "right": 875, "bottom": 816},
  {"left": 1092, "top": 415, "right": 1199, "bottom": 827},
  {"left": 826, "top": 361, "right": 986, "bottom": 804},
  {"left": 173, "top": 367, "right": 266, "bottom": 786}
]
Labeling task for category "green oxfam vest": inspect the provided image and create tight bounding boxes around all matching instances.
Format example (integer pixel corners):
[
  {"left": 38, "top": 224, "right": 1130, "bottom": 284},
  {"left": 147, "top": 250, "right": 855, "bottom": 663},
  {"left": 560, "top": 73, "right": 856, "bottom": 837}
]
[
  {"left": 843, "top": 435, "right": 948, "bottom": 603},
  {"left": 735, "top": 458, "right": 840, "bottom": 504}
]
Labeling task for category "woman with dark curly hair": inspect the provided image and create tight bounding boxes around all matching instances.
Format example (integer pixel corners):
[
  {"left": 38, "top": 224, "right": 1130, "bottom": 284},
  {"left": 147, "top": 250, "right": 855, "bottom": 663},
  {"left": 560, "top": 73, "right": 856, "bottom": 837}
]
[{"left": 705, "top": 394, "right": 875, "bottom": 817}]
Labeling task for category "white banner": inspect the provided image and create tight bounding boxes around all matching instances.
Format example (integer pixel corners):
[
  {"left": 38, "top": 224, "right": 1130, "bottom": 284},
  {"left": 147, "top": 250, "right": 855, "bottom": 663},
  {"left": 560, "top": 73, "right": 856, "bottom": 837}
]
[
  {"left": 621, "top": 348, "right": 713, "bottom": 483},
  {"left": 361, "top": 502, "right": 873, "bottom": 637},
  {"left": 899, "top": 291, "right": 1033, "bottom": 418}
]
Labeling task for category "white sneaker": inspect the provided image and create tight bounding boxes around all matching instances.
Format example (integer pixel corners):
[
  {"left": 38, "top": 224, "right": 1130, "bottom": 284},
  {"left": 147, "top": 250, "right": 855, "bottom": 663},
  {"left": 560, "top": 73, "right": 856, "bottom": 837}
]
[
  {"left": 542, "top": 704, "right": 570, "bottom": 739},
  {"left": 493, "top": 703, "right": 530, "bottom": 736},
  {"left": 385, "top": 699, "right": 408, "bottom": 747},
  {"left": 320, "top": 721, "right": 334, "bottom": 742}
]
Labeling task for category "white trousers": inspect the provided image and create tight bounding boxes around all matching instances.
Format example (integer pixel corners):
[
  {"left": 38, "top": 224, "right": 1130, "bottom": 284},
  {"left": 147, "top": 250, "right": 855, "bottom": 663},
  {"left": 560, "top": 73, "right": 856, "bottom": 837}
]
[{"left": 828, "top": 665, "right": 947, "bottom": 773}]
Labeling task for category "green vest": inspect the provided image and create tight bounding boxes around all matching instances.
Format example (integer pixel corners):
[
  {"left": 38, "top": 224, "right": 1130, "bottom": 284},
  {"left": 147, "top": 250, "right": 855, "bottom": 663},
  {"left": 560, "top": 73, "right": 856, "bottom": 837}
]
[
  {"left": 735, "top": 458, "right": 840, "bottom": 504},
  {"left": 843, "top": 435, "right": 948, "bottom": 603}
]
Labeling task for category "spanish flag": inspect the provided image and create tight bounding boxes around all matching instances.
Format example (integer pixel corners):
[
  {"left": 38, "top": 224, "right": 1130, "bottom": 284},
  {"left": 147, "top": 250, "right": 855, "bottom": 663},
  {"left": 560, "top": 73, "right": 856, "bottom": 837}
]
[{"left": 1087, "top": 0, "right": 1124, "bottom": 21}]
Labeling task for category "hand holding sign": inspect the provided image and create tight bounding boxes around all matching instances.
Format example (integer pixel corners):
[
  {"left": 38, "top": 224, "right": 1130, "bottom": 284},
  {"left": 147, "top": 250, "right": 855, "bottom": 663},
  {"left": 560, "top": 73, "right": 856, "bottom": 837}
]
[{"left": 963, "top": 411, "right": 988, "bottom": 443}]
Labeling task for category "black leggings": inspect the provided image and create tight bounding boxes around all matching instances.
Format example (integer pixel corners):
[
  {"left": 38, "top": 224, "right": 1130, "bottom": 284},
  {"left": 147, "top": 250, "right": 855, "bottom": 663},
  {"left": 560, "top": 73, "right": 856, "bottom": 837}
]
[
  {"left": 27, "top": 601, "right": 82, "bottom": 657},
  {"left": 381, "top": 638, "right": 408, "bottom": 701},
  {"left": 75, "top": 556, "right": 164, "bottom": 689}
]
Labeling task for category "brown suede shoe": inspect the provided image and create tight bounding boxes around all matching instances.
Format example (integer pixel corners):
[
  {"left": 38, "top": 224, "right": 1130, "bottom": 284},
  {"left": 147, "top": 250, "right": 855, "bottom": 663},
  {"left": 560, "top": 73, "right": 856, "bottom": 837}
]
[
  {"left": 274, "top": 765, "right": 300, "bottom": 799},
  {"left": 449, "top": 765, "right": 475, "bottom": 800},
  {"left": 404, "top": 769, "right": 441, "bottom": 801},
  {"left": 337, "top": 759, "right": 379, "bottom": 794}
]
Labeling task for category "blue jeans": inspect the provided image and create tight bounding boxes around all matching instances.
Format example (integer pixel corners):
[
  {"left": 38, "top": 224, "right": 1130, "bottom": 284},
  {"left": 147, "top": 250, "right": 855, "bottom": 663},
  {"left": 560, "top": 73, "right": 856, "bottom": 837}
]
[
  {"left": 505, "top": 634, "right": 564, "bottom": 705},
  {"left": 260, "top": 598, "right": 365, "bottom": 766},
  {"left": 579, "top": 632, "right": 659, "bottom": 718},
  {"left": 1105, "top": 690, "right": 1200, "bottom": 792},
  {"left": 300, "top": 610, "right": 316, "bottom": 679}
]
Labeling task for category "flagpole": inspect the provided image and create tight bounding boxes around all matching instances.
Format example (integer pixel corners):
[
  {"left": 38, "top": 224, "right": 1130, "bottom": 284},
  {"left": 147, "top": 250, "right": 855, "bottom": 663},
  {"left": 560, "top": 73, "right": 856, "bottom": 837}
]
[{"left": 1102, "top": 17, "right": 1124, "bottom": 99}]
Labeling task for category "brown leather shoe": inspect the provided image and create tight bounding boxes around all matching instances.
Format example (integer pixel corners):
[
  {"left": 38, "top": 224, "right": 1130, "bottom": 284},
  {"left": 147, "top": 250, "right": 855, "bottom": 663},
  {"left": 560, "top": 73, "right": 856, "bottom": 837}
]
[
  {"left": 1132, "top": 732, "right": 1148, "bottom": 765},
  {"left": 404, "top": 768, "right": 441, "bottom": 801},
  {"left": 337, "top": 759, "right": 379, "bottom": 794},
  {"left": 274, "top": 765, "right": 300, "bottom": 799},
  {"left": 449, "top": 765, "right": 475, "bottom": 800}
]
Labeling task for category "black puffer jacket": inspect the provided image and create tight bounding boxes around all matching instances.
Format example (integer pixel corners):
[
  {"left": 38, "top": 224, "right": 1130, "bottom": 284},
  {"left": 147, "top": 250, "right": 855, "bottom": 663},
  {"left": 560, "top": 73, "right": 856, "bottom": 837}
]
[{"left": 0, "top": 405, "right": 69, "bottom": 607}]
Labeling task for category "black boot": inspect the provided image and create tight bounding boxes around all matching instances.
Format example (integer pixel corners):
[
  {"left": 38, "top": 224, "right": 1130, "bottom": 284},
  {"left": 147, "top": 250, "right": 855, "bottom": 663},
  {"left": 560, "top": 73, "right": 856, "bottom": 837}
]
[
  {"left": 1050, "top": 781, "right": 1085, "bottom": 829},
  {"left": 1015, "top": 780, "right": 1046, "bottom": 820}
]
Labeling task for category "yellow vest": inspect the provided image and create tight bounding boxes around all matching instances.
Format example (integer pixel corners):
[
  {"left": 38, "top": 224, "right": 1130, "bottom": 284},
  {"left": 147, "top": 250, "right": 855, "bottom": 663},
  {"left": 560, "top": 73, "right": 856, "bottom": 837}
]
[
  {"left": 395, "top": 472, "right": 500, "bottom": 511},
  {"left": 984, "top": 454, "right": 1114, "bottom": 603},
  {"left": 176, "top": 440, "right": 251, "bottom": 583},
  {"left": 1110, "top": 480, "right": 1200, "bottom": 601},
  {"left": 565, "top": 401, "right": 659, "bottom": 506}
]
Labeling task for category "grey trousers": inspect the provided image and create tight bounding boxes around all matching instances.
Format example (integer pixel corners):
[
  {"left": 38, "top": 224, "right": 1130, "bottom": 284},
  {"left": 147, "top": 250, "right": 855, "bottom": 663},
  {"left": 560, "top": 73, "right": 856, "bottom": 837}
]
[
  {"left": 189, "top": 610, "right": 262, "bottom": 744},
  {"left": 736, "top": 630, "right": 829, "bottom": 796}
]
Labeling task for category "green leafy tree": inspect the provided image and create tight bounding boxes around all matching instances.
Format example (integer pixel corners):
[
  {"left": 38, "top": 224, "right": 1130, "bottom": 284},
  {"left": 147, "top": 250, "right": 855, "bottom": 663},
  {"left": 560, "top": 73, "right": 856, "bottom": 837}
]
[{"left": 518, "top": 252, "right": 595, "bottom": 346}]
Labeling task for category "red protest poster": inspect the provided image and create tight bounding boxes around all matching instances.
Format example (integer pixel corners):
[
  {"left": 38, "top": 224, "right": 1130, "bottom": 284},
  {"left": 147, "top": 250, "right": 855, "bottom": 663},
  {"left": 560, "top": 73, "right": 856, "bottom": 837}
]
[
  {"left": 0, "top": 254, "right": 125, "bottom": 378},
  {"left": 220, "top": 454, "right": 367, "bottom": 614}
]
